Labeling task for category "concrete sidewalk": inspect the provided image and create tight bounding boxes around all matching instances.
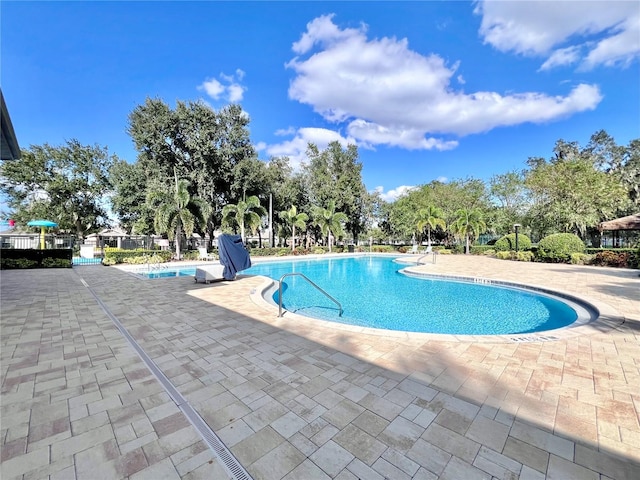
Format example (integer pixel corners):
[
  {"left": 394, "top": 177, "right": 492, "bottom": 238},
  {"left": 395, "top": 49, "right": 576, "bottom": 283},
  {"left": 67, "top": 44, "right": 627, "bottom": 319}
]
[{"left": 1, "top": 256, "right": 639, "bottom": 479}]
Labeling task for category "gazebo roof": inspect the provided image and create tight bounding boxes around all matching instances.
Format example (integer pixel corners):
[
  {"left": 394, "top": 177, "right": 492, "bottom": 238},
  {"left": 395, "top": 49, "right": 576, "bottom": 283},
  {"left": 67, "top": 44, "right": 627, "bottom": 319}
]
[
  {"left": 599, "top": 213, "right": 640, "bottom": 231},
  {"left": 97, "top": 228, "right": 129, "bottom": 237}
]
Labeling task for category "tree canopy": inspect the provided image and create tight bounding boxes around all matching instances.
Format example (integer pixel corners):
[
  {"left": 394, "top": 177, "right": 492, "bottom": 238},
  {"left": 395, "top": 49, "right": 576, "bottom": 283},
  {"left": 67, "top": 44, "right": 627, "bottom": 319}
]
[
  {"left": 1, "top": 139, "right": 115, "bottom": 238},
  {"left": 2, "top": 90, "right": 635, "bottom": 253}
]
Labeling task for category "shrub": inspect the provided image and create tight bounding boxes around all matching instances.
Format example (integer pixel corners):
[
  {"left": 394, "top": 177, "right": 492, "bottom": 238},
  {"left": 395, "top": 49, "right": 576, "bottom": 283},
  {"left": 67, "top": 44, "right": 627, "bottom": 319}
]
[
  {"left": 103, "top": 249, "right": 172, "bottom": 264},
  {"left": 181, "top": 250, "right": 201, "bottom": 261},
  {"left": 586, "top": 248, "right": 638, "bottom": 269},
  {"left": 249, "top": 247, "right": 288, "bottom": 256},
  {"left": 483, "top": 249, "right": 496, "bottom": 256},
  {"left": 1, "top": 258, "right": 39, "bottom": 269},
  {"left": 42, "top": 257, "right": 72, "bottom": 268},
  {"left": 495, "top": 251, "right": 512, "bottom": 260},
  {"left": 494, "top": 233, "right": 532, "bottom": 252},
  {"left": 452, "top": 245, "right": 466, "bottom": 254},
  {"left": 570, "top": 253, "right": 592, "bottom": 265},
  {"left": 592, "top": 251, "right": 630, "bottom": 268},
  {"left": 313, "top": 247, "right": 327, "bottom": 254},
  {"left": 102, "top": 257, "right": 116, "bottom": 266},
  {"left": 537, "top": 233, "right": 585, "bottom": 263},
  {"left": 516, "top": 251, "right": 534, "bottom": 262},
  {"left": 371, "top": 245, "right": 396, "bottom": 253},
  {"left": 470, "top": 245, "right": 496, "bottom": 255},
  {"left": 437, "top": 249, "right": 452, "bottom": 255}
]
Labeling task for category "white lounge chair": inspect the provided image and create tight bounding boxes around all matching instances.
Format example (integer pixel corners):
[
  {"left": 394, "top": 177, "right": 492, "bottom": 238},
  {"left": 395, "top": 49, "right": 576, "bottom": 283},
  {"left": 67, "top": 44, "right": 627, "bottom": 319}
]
[
  {"left": 194, "top": 264, "right": 226, "bottom": 283},
  {"left": 198, "top": 247, "right": 215, "bottom": 261}
]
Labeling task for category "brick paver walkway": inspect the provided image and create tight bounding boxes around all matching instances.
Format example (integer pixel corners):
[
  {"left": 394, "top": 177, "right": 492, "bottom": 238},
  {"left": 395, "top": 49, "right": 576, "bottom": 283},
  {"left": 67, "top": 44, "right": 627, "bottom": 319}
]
[{"left": 1, "top": 255, "right": 639, "bottom": 479}]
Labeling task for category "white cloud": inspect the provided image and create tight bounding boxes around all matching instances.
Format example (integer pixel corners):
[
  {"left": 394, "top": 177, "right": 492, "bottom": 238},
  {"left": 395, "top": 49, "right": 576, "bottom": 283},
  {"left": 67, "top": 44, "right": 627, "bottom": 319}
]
[
  {"left": 374, "top": 185, "right": 416, "bottom": 202},
  {"left": 475, "top": 0, "right": 640, "bottom": 70},
  {"left": 262, "top": 127, "right": 357, "bottom": 170},
  {"left": 286, "top": 14, "right": 602, "bottom": 148},
  {"left": 200, "top": 78, "right": 224, "bottom": 99},
  {"left": 198, "top": 70, "right": 247, "bottom": 103},
  {"left": 539, "top": 46, "right": 583, "bottom": 71}
]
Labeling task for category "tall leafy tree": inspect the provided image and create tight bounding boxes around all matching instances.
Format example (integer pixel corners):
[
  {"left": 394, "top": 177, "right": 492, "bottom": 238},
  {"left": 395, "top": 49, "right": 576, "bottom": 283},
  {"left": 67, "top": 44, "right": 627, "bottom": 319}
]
[
  {"left": 415, "top": 206, "right": 446, "bottom": 246},
  {"left": 109, "top": 159, "right": 154, "bottom": 234},
  {"left": 0, "top": 139, "right": 115, "bottom": 238},
  {"left": 525, "top": 146, "right": 627, "bottom": 239},
  {"left": 279, "top": 205, "right": 308, "bottom": 251},
  {"left": 312, "top": 200, "right": 348, "bottom": 252},
  {"left": 305, "top": 141, "right": 368, "bottom": 241},
  {"left": 222, "top": 195, "right": 266, "bottom": 243},
  {"left": 382, "top": 178, "right": 490, "bottom": 244},
  {"left": 451, "top": 208, "right": 487, "bottom": 254},
  {"left": 489, "top": 171, "right": 528, "bottom": 235},
  {"left": 127, "top": 98, "right": 255, "bottom": 238},
  {"left": 147, "top": 171, "right": 209, "bottom": 260},
  {"left": 620, "top": 139, "right": 640, "bottom": 210}
]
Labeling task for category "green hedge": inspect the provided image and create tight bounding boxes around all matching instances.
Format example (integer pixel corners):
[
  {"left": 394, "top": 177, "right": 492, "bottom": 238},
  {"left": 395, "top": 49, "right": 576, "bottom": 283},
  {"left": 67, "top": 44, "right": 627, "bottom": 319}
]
[
  {"left": 495, "top": 250, "right": 534, "bottom": 262},
  {"left": 103, "top": 249, "right": 172, "bottom": 264},
  {"left": 537, "top": 233, "right": 585, "bottom": 263},
  {"left": 1, "top": 249, "right": 73, "bottom": 269},
  {"left": 494, "top": 233, "right": 532, "bottom": 252},
  {"left": 469, "top": 245, "right": 496, "bottom": 255},
  {"left": 249, "top": 247, "right": 295, "bottom": 256}
]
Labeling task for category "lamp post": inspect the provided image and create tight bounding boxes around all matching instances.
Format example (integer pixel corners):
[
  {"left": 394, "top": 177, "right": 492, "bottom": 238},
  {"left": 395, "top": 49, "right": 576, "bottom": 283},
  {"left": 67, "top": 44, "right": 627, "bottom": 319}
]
[{"left": 513, "top": 223, "right": 521, "bottom": 252}]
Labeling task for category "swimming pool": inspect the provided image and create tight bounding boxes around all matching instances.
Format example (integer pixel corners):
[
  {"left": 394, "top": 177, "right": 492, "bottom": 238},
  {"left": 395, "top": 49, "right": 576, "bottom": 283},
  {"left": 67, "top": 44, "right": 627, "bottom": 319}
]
[
  {"left": 137, "top": 256, "right": 595, "bottom": 335},
  {"left": 249, "top": 256, "right": 594, "bottom": 335}
]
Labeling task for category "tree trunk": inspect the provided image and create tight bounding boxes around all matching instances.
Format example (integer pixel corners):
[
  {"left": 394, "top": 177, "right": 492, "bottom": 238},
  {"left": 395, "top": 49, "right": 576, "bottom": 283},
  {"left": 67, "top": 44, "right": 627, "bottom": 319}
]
[
  {"left": 465, "top": 234, "right": 470, "bottom": 254},
  {"left": 175, "top": 224, "right": 182, "bottom": 260},
  {"left": 291, "top": 225, "right": 296, "bottom": 251}
]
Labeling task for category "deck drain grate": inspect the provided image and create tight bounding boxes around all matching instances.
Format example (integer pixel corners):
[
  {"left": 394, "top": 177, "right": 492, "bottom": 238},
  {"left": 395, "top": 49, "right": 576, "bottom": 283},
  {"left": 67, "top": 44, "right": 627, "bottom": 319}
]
[{"left": 81, "top": 275, "right": 253, "bottom": 480}]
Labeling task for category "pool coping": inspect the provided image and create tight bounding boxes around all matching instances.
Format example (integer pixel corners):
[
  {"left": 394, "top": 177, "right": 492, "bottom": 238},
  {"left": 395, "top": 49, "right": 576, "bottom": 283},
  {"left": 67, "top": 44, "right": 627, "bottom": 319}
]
[{"left": 246, "top": 258, "right": 626, "bottom": 344}]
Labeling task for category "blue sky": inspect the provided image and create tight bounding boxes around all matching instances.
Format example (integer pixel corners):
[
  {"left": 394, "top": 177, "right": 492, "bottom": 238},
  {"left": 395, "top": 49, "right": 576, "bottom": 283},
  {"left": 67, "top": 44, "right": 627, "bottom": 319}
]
[{"left": 2, "top": 1, "right": 639, "bottom": 203}]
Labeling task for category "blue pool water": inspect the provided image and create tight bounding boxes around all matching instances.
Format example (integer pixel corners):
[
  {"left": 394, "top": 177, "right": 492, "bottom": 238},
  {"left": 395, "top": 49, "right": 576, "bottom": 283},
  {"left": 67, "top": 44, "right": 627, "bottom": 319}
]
[
  {"left": 246, "top": 256, "right": 582, "bottom": 335},
  {"left": 142, "top": 268, "right": 196, "bottom": 279},
  {"left": 140, "top": 256, "right": 588, "bottom": 335}
]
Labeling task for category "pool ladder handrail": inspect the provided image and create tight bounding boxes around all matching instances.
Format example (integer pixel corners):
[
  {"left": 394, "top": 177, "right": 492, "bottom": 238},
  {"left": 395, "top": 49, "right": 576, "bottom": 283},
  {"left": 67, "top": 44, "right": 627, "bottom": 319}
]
[
  {"left": 278, "top": 272, "right": 343, "bottom": 318},
  {"left": 417, "top": 251, "right": 438, "bottom": 265},
  {"left": 146, "top": 261, "right": 168, "bottom": 271}
]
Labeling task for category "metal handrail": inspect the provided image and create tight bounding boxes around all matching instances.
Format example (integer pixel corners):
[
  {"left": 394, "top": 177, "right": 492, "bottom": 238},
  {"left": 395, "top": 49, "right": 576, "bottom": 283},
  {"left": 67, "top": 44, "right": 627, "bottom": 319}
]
[
  {"left": 278, "top": 272, "right": 343, "bottom": 317},
  {"left": 417, "top": 251, "right": 437, "bottom": 265}
]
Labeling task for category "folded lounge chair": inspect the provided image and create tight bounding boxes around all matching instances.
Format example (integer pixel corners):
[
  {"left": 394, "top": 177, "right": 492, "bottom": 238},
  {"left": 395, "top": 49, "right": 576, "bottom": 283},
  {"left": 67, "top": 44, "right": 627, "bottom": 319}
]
[
  {"left": 194, "top": 234, "right": 251, "bottom": 283},
  {"left": 194, "top": 264, "right": 226, "bottom": 283}
]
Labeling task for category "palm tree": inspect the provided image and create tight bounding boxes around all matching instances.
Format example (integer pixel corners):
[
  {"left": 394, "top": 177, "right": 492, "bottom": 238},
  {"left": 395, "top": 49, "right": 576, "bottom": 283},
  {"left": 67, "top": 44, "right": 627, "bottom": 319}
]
[
  {"left": 147, "top": 172, "right": 210, "bottom": 260},
  {"left": 415, "top": 205, "right": 446, "bottom": 247},
  {"left": 279, "top": 205, "right": 308, "bottom": 251},
  {"left": 451, "top": 208, "right": 487, "bottom": 254},
  {"left": 222, "top": 195, "right": 266, "bottom": 244},
  {"left": 312, "top": 200, "right": 348, "bottom": 252}
]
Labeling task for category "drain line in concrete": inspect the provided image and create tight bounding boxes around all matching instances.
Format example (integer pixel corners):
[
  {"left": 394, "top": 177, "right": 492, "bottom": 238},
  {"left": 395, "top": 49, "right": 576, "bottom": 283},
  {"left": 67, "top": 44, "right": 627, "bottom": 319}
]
[{"left": 80, "top": 277, "right": 253, "bottom": 480}]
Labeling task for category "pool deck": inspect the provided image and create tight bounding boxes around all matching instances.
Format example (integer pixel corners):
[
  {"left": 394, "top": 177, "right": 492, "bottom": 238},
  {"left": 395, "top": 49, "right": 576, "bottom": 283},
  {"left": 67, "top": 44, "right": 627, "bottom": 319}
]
[{"left": 1, "top": 254, "right": 639, "bottom": 479}]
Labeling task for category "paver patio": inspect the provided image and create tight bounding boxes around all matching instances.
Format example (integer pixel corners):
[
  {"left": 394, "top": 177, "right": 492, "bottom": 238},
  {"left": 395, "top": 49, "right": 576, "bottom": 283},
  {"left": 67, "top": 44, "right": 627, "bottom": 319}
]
[{"left": 1, "top": 255, "right": 639, "bottom": 479}]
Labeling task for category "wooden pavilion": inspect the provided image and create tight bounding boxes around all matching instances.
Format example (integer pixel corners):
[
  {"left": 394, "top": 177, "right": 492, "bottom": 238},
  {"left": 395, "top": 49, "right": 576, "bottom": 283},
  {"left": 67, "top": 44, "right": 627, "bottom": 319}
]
[{"left": 599, "top": 213, "right": 640, "bottom": 248}]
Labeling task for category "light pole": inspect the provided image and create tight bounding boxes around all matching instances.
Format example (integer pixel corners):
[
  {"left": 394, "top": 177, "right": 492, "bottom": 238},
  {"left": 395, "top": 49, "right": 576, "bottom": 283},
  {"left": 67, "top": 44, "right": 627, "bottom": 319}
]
[{"left": 513, "top": 223, "right": 521, "bottom": 252}]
